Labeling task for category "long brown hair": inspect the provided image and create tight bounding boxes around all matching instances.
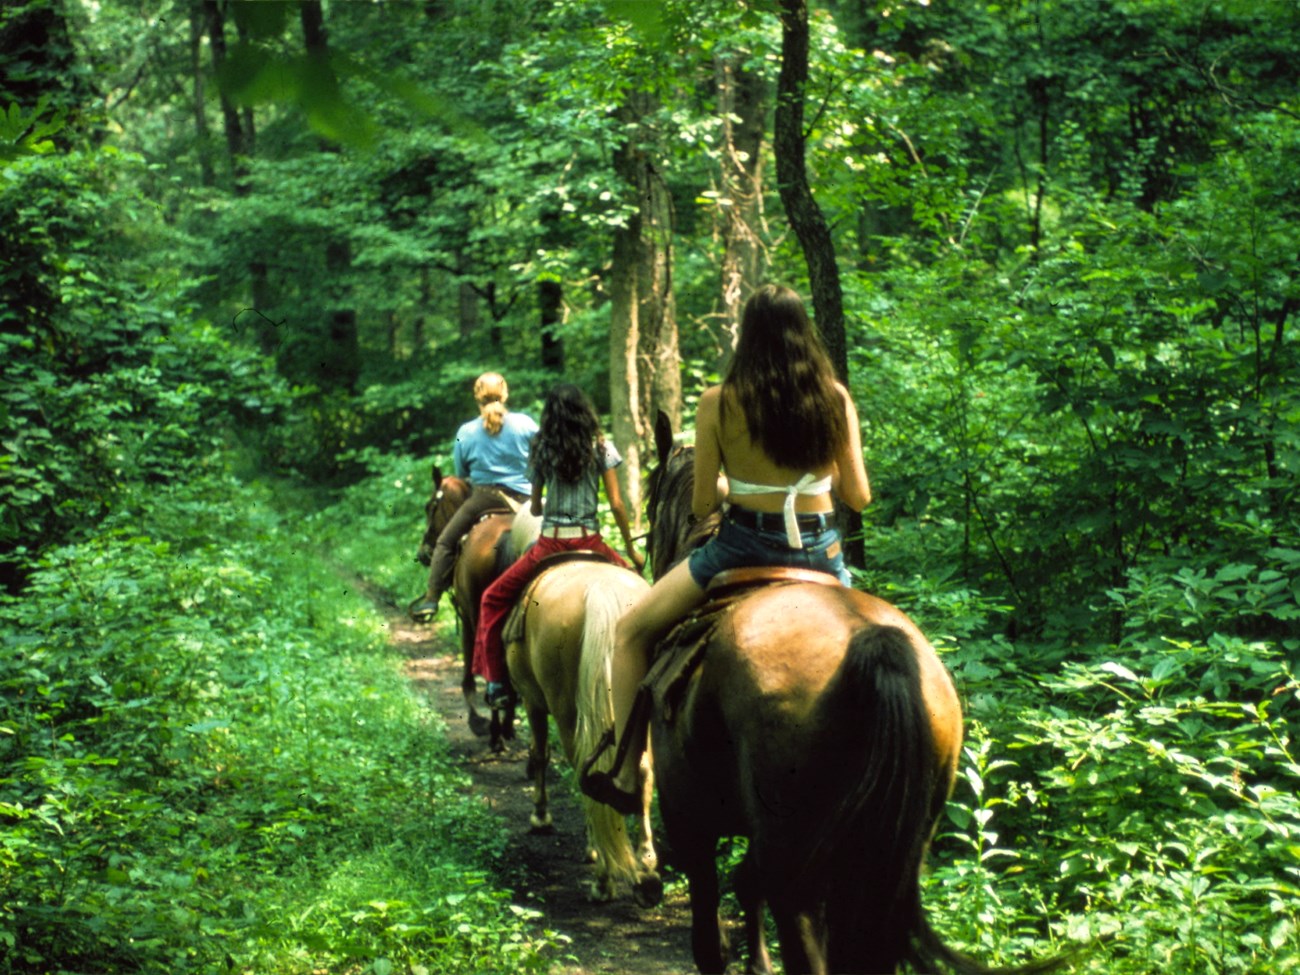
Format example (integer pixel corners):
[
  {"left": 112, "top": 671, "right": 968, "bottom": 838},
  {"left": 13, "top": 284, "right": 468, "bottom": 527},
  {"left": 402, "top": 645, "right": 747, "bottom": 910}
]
[
  {"left": 722, "top": 284, "right": 847, "bottom": 469},
  {"left": 474, "top": 372, "right": 509, "bottom": 435}
]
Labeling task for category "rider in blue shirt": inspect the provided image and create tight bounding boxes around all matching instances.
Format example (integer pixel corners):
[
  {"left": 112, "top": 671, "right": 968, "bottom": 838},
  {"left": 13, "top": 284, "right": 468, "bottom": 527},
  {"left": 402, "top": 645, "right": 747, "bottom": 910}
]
[{"left": 409, "top": 372, "right": 538, "bottom": 621}]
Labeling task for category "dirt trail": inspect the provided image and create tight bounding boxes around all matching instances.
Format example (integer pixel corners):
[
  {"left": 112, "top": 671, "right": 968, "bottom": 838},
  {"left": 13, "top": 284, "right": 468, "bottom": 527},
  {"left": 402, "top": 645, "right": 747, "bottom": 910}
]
[{"left": 371, "top": 589, "right": 705, "bottom": 975}]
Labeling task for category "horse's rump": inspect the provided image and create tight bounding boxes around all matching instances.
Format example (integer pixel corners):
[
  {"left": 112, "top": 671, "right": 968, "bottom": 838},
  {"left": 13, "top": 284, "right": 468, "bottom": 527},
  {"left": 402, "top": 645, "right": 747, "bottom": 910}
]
[{"left": 652, "top": 580, "right": 963, "bottom": 970}]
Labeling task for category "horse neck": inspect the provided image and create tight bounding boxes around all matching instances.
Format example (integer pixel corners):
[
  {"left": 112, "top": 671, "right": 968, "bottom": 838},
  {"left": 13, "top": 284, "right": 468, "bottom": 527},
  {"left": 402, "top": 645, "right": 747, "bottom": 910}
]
[
  {"left": 648, "top": 448, "right": 717, "bottom": 580},
  {"left": 430, "top": 476, "right": 472, "bottom": 536}
]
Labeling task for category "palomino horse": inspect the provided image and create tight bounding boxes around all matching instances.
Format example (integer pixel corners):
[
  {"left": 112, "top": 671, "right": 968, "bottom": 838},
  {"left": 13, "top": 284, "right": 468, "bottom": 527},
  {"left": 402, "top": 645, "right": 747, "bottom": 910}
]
[
  {"left": 641, "top": 414, "right": 1061, "bottom": 975},
  {"left": 503, "top": 522, "right": 661, "bottom": 905},
  {"left": 418, "top": 466, "right": 518, "bottom": 743}
]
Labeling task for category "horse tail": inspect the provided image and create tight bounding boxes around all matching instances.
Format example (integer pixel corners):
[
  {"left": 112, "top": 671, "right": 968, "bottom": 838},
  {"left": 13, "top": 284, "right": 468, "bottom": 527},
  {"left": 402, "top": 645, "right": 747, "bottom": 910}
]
[
  {"left": 818, "top": 625, "right": 1070, "bottom": 974},
  {"left": 573, "top": 576, "right": 644, "bottom": 895},
  {"left": 810, "top": 623, "right": 943, "bottom": 973}
]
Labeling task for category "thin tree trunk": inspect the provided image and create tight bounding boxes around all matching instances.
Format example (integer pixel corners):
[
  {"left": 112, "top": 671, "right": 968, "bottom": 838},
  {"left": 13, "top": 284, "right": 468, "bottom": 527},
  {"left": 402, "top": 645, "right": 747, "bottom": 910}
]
[
  {"left": 714, "top": 49, "right": 767, "bottom": 372},
  {"left": 206, "top": 0, "right": 276, "bottom": 353},
  {"left": 539, "top": 278, "right": 564, "bottom": 371},
  {"left": 609, "top": 221, "right": 644, "bottom": 530},
  {"left": 188, "top": 0, "right": 215, "bottom": 187},
  {"left": 776, "top": 0, "right": 862, "bottom": 568},
  {"left": 300, "top": 0, "right": 360, "bottom": 391},
  {"left": 608, "top": 91, "right": 681, "bottom": 526},
  {"left": 538, "top": 206, "right": 565, "bottom": 371},
  {"left": 205, "top": 0, "right": 248, "bottom": 184},
  {"left": 775, "top": 0, "right": 846, "bottom": 379}
]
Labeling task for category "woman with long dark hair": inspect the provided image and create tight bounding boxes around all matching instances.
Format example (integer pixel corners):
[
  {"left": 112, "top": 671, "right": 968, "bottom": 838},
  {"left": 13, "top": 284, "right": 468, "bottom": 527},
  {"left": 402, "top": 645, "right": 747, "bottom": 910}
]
[
  {"left": 583, "top": 284, "right": 871, "bottom": 813},
  {"left": 473, "top": 383, "right": 643, "bottom": 705}
]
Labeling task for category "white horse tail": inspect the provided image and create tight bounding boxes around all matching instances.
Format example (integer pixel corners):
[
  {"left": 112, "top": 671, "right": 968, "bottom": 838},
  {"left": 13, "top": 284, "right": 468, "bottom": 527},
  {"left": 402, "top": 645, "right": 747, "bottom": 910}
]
[{"left": 574, "top": 569, "right": 650, "bottom": 899}]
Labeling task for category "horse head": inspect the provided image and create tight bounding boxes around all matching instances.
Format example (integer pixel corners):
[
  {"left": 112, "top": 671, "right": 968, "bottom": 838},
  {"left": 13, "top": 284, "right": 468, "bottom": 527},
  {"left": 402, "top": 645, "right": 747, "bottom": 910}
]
[{"left": 418, "top": 465, "right": 472, "bottom": 565}]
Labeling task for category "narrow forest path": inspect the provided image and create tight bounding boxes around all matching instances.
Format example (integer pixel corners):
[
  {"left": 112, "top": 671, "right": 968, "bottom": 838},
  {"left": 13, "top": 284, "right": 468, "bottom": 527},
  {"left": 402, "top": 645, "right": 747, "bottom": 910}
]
[{"left": 363, "top": 581, "right": 709, "bottom": 975}]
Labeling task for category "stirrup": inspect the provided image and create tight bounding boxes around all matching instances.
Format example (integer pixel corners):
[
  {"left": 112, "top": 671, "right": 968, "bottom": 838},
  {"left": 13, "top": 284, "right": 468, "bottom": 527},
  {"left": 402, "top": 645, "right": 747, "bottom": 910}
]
[
  {"left": 579, "top": 727, "right": 642, "bottom": 816},
  {"left": 580, "top": 770, "right": 642, "bottom": 816}
]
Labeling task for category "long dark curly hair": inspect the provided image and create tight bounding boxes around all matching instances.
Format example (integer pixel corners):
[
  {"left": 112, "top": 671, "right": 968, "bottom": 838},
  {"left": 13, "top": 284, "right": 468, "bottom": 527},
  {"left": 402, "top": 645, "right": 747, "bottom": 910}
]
[
  {"left": 723, "top": 284, "right": 848, "bottom": 469},
  {"left": 532, "top": 383, "right": 602, "bottom": 484}
]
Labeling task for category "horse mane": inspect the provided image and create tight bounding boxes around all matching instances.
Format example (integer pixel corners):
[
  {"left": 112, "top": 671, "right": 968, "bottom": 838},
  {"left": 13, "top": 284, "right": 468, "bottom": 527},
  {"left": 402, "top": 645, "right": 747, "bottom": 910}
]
[
  {"left": 645, "top": 443, "right": 719, "bottom": 580},
  {"left": 509, "top": 505, "right": 542, "bottom": 557}
]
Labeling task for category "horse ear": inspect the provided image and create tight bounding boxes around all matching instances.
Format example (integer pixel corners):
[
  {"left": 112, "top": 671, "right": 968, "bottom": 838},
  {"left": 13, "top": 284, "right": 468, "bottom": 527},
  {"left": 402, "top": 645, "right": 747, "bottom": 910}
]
[
  {"left": 654, "top": 411, "right": 674, "bottom": 465},
  {"left": 431, "top": 464, "right": 443, "bottom": 487}
]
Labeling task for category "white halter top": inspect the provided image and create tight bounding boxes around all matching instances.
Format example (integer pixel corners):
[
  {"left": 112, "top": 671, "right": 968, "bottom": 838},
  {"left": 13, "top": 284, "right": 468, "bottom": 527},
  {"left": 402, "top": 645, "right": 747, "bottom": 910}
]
[{"left": 727, "top": 472, "right": 833, "bottom": 549}]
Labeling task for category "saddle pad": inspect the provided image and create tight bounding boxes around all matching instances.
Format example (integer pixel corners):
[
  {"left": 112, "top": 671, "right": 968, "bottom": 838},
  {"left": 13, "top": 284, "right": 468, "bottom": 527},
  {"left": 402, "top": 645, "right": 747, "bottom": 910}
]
[
  {"left": 642, "top": 573, "right": 839, "bottom": 725},
  {"left": 501, "top": 572, "right": 543, "bottom": 648},
  {"left": 642, "top": 594, "right": 739, "bottom": 725}
]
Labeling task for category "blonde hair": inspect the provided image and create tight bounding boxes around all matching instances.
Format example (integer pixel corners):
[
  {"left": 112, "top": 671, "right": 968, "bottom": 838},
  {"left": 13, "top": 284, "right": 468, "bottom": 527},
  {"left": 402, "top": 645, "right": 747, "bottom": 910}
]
[{"left": 474, "top": 372, "right": 509, "bottom": 435}]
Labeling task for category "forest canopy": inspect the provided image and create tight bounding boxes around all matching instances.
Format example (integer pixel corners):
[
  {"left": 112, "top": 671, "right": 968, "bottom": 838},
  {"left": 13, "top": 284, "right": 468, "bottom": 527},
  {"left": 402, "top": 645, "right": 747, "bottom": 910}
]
[{"left": 1, "top": 0, "right": 1297, "bottom": 972}]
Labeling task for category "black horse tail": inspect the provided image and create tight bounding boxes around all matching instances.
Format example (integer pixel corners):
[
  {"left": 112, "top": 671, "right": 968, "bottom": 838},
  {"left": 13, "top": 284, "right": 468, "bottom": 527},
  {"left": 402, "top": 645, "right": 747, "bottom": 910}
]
[
  {"left": 813, "top": 623, "right": 1072, "bottom": 974},
  {"left": 807, "top": 623, "right": 939, "bottom": 973}
]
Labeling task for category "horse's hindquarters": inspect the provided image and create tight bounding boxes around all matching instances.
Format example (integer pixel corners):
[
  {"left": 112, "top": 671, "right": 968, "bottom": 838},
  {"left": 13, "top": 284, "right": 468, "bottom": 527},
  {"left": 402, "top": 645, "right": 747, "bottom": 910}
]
[{"left": 649, "top": 582, "right": 964, "bottom": 974}]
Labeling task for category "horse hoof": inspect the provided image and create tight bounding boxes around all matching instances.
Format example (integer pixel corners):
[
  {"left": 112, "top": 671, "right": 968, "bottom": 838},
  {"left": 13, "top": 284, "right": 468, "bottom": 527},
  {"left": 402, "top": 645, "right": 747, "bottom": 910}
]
[
  {"left": 633, "top": 871, "right": 664, "bottom": 908},
  {"left": 529, "top": 813, "right": 554, "bottom": 833}
]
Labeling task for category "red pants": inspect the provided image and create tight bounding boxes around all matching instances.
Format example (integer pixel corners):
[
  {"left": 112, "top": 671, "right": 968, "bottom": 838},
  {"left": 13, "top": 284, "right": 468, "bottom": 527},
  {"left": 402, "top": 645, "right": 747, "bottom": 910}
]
[{"left": 473, "top": 531, "right": 629, "bottom": 684}]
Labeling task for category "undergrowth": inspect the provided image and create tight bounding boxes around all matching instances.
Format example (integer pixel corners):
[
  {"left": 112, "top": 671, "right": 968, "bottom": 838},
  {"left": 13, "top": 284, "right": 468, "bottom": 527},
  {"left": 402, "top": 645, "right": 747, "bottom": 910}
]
[{"left": 0, "top": 473, "right": 562, "bottom": 974}]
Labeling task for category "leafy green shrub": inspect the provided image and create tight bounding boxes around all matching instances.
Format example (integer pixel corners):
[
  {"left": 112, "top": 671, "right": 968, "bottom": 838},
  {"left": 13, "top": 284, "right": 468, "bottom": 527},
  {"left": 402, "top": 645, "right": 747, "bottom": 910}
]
[
  {"left": 0, "top": 146, "right": 291, "bottom": 593},
  {"left": 0, "top": 475, "right": 559, "bottom": 974},
  {"left": 922, "top": 620, "right": 1300, "bottom": 974}
]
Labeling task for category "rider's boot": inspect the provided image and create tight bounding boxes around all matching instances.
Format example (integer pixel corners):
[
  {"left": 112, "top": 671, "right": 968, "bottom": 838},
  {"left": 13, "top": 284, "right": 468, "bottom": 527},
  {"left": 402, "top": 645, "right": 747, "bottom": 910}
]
[
  {"left": 408, "top": 590, "right": 442, "bottom": 622},
  {"left": 579, "top": 706, "right": 649, "bottom": 817}
]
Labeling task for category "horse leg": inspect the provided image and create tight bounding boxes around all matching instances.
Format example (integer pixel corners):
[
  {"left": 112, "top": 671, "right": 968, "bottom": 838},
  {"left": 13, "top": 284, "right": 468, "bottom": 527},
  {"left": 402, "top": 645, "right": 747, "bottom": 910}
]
[
  {"left": 735, "top": 852, "right": 773, "bottom": 975},
  {"left": 461, "top": 614, "right": 490, "bottom": 739},
  {"left": 772, "top": 906, "right": 827, "bottom": 975},
  {"left": 685, "top": 855, "right": 728, "bottom": 975},
  {"left": 525, "top": 702, "right": 552, "bottom": 832},
  {"left": 631, "top": 750, "right": 663, "bottom": 907},
  {"left": 488, "top": 690, "right": 517, "bottom": 753}
]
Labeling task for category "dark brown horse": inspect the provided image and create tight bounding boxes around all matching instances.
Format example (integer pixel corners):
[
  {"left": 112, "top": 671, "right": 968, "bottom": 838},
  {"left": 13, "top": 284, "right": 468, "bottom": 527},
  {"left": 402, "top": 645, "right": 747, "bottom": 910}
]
[
  {"left": 419, "top": 466, "right": 518, "bottom": 742},
  {"left": 643, "top": 414, "right": 1063, "bottom": 975}
]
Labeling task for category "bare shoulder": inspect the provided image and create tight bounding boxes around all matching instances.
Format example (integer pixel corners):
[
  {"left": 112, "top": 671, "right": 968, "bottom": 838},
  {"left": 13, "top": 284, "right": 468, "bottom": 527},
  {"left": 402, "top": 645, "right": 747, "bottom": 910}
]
[
  {"left": 835, "top": 381, "right": 860, "bottom": 416},
  {"left": 697, "top": 384, "right": 723, "bottom": 413},
  {"left": 695, "top": 385, "right": 723, "bottom": 432}
]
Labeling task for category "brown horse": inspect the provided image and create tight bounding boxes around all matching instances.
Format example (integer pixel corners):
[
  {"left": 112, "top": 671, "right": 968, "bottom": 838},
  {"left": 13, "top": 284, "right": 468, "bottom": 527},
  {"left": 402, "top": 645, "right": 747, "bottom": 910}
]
[
  {"left": 504, "top": 550, "right": 662, "bottom": 905},
  {"left": 642, "top": 414, "right": 1063, "bottom": 975},
  {"left": 419, "top": 466, "right": 518, "bottom": 742}
]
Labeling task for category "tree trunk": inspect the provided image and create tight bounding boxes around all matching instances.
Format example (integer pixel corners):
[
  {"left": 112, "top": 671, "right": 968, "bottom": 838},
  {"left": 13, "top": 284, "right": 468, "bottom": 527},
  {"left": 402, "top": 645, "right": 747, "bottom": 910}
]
[
  {"left": 538, "top": 207, "right": 565, "bottom": 371},
  {"left": 539, "top": 277, "right": 564, "bottom": 371},
  {"left": 714, "top": 49, "right": 768, "bottom": 372},
  {"left": 205, "top": 0, "right": 249, "bottom": 184},
  {"left": 636, "top": 162, "right": 680, "bottom": 440},
  {"left": 299, "top": 0, "right": 360, "bottom": 391},
  {"left": 188, "top": 1, "right": 215, "bottom": 187},
  {"left": 775, "top": 0, "right": 846, "bottom": 379},
  {"left": 776, "top": 0, "right": 862, "bottom": 567},
  {"left": 609, "top": 220, "right": 644, "bottom": 530},
  {"left": 206, "top": 0, "right": 277, "bottom": 353},
  {"left": 608, "top": 90, "right": 681, "bottom": 527}
]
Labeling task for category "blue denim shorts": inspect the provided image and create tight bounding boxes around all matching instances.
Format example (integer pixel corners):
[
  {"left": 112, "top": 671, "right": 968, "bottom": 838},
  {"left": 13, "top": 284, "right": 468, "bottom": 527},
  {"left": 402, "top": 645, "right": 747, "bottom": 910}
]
[{"left": 687, "top": 515, "right": 851, "bottom": 588}]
